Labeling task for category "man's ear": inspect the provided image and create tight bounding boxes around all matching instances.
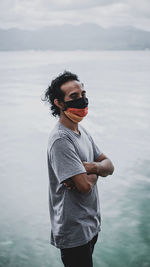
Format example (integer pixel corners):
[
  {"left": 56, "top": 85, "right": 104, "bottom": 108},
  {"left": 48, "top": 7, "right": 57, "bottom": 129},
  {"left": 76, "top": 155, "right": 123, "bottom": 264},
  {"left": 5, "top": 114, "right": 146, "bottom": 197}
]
[{"left": 54, "top": 98, "right": 64, "bottom": 110}]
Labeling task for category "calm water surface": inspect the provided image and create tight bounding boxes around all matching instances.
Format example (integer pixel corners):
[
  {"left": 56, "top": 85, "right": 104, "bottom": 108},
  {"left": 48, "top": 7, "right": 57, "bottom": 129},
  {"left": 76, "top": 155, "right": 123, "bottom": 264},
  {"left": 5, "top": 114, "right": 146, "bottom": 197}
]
[{"left": 0, "top": 50, "right": 150, "bottom": 267}]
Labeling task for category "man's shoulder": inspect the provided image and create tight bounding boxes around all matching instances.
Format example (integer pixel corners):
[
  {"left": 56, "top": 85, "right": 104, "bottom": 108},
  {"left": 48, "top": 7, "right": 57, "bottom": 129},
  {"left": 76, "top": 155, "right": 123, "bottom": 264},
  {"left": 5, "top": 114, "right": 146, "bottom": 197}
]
[
  {"left": 47, "top": 122, "right": 72, "bottom": 149},
  {"left": 80, "top": 124, "right": 92, "bottom": 138}
]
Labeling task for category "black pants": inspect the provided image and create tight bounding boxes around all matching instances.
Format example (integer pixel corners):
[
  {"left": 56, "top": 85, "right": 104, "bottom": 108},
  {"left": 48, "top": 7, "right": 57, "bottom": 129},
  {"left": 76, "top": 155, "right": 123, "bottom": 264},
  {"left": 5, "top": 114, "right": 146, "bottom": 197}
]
[{"left": 60, "top": 233, "right": 98, "bottom": 267}]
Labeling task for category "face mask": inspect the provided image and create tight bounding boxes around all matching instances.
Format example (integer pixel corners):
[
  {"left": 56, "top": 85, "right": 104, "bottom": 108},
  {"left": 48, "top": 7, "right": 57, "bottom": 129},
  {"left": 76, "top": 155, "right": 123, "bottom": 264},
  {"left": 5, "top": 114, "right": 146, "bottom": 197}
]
[{"left": 63, "top": 96, "right": 89, "bottom": 123}]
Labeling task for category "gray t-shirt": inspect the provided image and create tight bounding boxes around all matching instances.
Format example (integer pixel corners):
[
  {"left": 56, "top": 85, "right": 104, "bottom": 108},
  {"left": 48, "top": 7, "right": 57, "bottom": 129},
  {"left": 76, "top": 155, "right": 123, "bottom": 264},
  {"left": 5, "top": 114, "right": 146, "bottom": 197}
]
[{"left": 47, "top": 121, "right": 103, "bottom": 249}]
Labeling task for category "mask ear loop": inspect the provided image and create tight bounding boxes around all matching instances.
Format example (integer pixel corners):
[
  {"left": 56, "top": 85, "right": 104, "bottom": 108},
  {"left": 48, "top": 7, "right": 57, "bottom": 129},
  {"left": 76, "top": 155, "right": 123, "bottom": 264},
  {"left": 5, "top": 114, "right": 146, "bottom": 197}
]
[{"left": 62, "top": 101, "right": 68, "bottom": 111}]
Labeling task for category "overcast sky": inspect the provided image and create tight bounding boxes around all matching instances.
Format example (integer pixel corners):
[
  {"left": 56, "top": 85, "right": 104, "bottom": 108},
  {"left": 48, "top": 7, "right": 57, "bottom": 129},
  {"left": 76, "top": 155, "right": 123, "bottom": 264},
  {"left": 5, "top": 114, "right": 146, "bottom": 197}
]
[{"left": 0, "top": 0, "right": 150, "bottom": 31}]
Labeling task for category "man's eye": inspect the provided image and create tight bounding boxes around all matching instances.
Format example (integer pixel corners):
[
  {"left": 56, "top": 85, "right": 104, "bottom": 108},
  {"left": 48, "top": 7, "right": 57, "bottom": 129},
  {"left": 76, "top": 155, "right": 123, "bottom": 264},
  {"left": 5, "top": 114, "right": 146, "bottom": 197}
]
[{"left": 72, "top": 95, "right": 78, "bottom": 99}]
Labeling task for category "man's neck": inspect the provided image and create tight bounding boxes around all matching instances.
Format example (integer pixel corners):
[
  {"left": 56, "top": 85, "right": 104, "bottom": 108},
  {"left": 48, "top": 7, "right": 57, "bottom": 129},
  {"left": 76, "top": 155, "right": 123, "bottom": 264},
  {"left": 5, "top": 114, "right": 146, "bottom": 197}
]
[{"left": 59, "top": 114, "right": 79, "bottom": 133}]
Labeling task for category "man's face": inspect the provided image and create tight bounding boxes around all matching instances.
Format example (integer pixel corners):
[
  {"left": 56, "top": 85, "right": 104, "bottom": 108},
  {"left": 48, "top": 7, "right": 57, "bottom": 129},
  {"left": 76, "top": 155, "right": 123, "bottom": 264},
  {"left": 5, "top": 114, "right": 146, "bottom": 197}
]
[{"left": 60, "top": 80, "right": 86, "bottom": 103}]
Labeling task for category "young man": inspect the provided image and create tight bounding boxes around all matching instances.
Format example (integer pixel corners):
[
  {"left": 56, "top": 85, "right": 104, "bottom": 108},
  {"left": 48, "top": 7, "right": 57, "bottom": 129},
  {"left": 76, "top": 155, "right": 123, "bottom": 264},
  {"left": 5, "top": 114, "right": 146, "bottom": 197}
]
[{"left": 43, "top": 70, "right": 114, "bottom": 267}]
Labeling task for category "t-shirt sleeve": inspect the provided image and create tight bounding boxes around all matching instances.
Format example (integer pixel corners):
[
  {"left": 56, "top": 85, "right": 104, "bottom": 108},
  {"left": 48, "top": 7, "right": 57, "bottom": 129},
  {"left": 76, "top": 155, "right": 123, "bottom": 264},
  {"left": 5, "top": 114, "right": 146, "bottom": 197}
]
[
  {"left": 49, "top": 138, "right": 86, "bottom": 184},
  {"left": 90, "top": 135, "right": 103, "bottom": 161}
]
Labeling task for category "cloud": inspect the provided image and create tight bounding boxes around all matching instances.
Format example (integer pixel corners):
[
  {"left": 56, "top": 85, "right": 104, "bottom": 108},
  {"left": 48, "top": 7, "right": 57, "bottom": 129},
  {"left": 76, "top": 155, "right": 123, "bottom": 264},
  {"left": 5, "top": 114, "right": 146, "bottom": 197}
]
[{"left": 0, "top": 0, "right": 150, "bottom": 31}]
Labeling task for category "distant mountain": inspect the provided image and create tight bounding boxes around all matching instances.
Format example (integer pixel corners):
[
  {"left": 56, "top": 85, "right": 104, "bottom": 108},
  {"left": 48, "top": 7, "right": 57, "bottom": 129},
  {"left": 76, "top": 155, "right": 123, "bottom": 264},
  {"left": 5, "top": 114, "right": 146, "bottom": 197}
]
[{"left": 0, "top": 23, "right": 150, "bottom": 50}]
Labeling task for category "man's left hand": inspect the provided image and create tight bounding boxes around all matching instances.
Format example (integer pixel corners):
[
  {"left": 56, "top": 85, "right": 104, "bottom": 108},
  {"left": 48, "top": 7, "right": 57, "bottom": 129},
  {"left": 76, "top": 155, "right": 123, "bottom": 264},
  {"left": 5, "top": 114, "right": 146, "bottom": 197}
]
[
  {"left": 82, "top": 161, "right": 97, "bottom": 175},
  {"left": 63, "top": 178, "right": 76, "bottom": 190}
]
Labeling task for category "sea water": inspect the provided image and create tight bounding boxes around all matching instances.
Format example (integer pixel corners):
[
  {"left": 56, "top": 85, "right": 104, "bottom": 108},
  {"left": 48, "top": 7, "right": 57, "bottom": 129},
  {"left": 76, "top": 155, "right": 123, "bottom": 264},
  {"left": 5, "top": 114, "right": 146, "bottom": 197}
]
[{"left": 0, "top": 50, "right": 150, "bottom": 267}]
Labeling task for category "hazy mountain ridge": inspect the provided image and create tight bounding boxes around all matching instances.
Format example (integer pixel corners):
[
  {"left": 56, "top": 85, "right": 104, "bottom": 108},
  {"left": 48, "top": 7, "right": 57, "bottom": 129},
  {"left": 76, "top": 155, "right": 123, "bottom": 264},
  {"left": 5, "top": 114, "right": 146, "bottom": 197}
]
[{"left": 0, "top": 23, "right": 150, "bottom": 50}]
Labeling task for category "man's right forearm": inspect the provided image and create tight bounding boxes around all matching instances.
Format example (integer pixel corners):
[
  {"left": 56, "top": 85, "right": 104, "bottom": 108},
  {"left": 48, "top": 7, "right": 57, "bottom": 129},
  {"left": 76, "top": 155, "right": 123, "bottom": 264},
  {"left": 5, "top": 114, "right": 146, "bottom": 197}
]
[
  {"left": 86, "top": 173, "right": 98, "bottom": 189},
  {"left": 64, "top": 173, "right": 98, "bottom": 192}
]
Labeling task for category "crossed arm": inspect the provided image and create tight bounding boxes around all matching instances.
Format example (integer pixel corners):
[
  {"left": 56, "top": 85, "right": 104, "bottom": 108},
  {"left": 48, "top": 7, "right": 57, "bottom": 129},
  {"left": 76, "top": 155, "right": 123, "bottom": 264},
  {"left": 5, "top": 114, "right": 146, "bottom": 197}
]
[{"left": 63, "top": 153, "right": 114, "bottom": 193}]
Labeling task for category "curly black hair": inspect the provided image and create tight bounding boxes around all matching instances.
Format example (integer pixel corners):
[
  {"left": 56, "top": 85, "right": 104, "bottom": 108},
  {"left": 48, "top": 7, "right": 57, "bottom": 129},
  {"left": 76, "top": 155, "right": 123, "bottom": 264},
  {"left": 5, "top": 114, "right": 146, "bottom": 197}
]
[{"left": 41, "top": 70, "right": 80, "bottom": 117}]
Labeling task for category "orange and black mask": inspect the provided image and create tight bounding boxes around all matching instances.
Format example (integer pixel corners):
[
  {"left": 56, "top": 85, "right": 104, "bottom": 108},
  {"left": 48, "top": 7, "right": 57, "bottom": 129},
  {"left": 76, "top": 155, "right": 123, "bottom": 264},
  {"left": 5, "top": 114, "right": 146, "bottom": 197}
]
[{"left": 63, "top": 96, "right": 89, "bottom": 123}]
